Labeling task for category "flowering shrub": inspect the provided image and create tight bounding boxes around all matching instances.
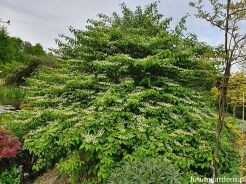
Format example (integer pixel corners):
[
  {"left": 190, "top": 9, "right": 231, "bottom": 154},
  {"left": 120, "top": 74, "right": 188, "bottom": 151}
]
[{"left": 3, "top": 2, "right": 239, "bottom": 183}]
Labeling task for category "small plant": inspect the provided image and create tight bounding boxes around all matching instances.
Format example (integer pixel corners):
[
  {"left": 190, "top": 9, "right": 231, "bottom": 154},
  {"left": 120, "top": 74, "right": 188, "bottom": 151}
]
[
  {"left": 108, "top": 157, "right": 181, "bottom": 184},
  {"left": 0, "top": 129, "right": 21, "bottom": 159},
  {"left": 81, "top": 178, "right": 98, "bottom": 184},
  {"left": 0, "top": 87, "right": 25, "bottom": 108},
  {"left": 0, "top": 165, "right": 20, "bottom": 184}
]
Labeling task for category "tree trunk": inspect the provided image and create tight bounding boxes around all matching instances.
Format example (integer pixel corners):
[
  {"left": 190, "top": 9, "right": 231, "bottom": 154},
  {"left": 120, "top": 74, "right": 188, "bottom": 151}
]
[
  {"left": 211, "top": 0, "right": 231, "bottom": 179},
  {"left": 241, "top": 93, "right": 245, "bottom": 178},
  {"left": 243, "top": 96, "right": 245, "bottom": 123},
  {"left": 211, "top": 65, "right": 231, "bottom": 178},
  {"left": 233, "top": 105, "right": 236, "bottom": 120},
  {"left": 19, "top": 165, "right": 24, "bottom": 184},
  {"left": 225, "top": 103, "right": 229, "bottom": 118}
]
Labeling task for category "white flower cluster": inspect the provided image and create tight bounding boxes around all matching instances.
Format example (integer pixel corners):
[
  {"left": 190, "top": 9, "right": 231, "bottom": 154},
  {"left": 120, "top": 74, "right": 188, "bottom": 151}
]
[{"left": 83, "top": 129, "right": 105, "bottom": 144}]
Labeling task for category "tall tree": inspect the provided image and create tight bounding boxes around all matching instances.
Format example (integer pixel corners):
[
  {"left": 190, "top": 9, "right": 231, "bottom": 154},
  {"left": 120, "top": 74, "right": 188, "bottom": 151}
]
[
  {"left": 0, "top": 26, "right": 46, "bottom": 64},
  {"left": 190, "top": 0, "right": 246, "bottom": 178},
  {"left": 0, "top": 26, "right": 13, "bottom": 63}
]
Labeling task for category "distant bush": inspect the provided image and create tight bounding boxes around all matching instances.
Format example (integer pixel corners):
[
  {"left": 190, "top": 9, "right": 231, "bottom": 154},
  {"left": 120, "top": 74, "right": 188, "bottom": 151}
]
[
  {"left": 0, "top": 61, "right": 25, "bottom": 79},
  {"left": 108, "top": 157, "right": 181, "bottom": 184},
  {"left": 4, "top": 57, "right": 41, "bottom": 86}
]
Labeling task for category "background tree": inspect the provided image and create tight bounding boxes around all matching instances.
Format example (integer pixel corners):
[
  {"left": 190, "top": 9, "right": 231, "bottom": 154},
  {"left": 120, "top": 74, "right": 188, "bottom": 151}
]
[
  {"left": 0, "top": 26, "right": 46, "bottom": 64},
  {"left": 0, "top": 26, "right": 46, "bottom": 78},
  {"left": 23, "top": 42, "right": 46, "bottom": 56},
  {"left": 0, "top": 27, "right": 14, "bottom": 63},
  {"left": 227, "top": 72, "right": 246, "bottom": 119},
  {"left": 190, "top": 0, "right": 246, "bottom": 178}
]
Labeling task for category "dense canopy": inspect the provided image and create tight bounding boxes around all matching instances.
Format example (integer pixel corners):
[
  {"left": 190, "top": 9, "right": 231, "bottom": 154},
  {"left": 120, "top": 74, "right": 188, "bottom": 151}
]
[{"left": 2, "top": 3, "right": 239, "bottom": 183}]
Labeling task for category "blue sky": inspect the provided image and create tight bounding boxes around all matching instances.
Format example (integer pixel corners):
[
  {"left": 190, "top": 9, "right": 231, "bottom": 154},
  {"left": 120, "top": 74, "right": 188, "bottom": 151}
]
[{"left": 0, "top": 0, "right": 239, "bottom": 50}]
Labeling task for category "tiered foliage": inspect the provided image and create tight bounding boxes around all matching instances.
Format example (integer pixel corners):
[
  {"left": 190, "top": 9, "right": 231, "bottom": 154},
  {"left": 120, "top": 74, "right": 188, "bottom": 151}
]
[{"left": 2, "top": 3, "right": 239, "bottom": 183}]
